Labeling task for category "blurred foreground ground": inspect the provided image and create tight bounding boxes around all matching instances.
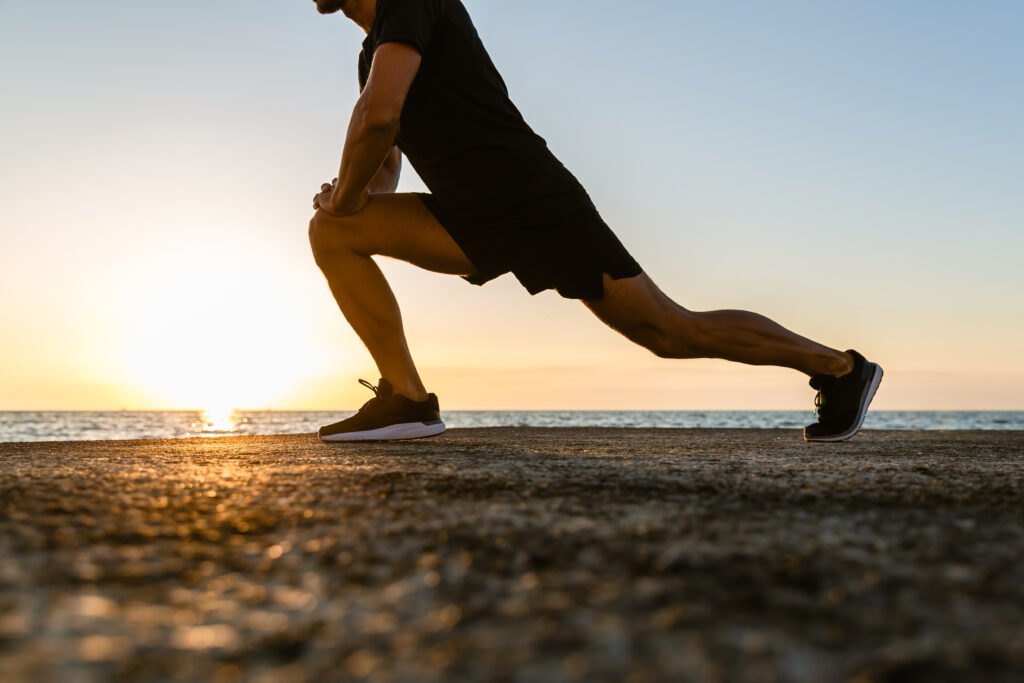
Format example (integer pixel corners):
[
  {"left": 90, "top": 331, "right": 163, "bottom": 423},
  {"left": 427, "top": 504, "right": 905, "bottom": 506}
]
[{"left": 1, "top": 428, "right": 1023, "bottom": 682}]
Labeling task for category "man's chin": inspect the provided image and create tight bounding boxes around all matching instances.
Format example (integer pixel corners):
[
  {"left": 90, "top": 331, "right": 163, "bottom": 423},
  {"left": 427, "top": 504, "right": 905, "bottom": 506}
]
[{"left": 314, "top": 0, "right": 345, "bottom": 15}]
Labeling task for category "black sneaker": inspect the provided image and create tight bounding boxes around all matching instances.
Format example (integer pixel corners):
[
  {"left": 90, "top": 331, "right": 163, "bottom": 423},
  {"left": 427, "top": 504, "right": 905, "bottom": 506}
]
[
  {"left": 804, "top": 349, "right": 883, "bottom": 442},
  {"left": 318, "top": 378, "right": 446, "bottom": 442}
]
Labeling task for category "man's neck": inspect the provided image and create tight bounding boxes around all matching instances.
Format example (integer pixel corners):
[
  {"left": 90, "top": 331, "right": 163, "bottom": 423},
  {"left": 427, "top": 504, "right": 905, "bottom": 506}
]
[{"left": 349, "top": 0, "right": 376, "bottom": 33}]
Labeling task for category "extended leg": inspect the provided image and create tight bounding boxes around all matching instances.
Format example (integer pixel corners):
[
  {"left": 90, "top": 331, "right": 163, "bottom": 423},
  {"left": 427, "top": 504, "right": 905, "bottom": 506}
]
[
  {"left": 308, "top": 193, "right": 477, "bottom": 400},
  {"left": 584, "top": 273, "right": 853, "bottom": 377}
]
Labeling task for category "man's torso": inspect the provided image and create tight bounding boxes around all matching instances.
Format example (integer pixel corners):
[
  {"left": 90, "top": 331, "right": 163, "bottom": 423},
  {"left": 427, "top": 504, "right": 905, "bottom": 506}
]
[{"left": 359, "top": 0, "right": 590, "bottom": 220}]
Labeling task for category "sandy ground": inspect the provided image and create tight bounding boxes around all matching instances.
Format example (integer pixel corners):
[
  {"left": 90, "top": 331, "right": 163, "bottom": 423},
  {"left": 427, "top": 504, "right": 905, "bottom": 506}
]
[{"left": 1, "top": 428, "right": 1023, "bottom": 682}]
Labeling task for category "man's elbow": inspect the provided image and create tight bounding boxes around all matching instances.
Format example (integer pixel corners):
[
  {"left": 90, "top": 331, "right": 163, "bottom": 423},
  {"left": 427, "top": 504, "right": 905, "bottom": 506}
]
[{"left": 354, "top": 100, "right": 401, "bottom": 133}]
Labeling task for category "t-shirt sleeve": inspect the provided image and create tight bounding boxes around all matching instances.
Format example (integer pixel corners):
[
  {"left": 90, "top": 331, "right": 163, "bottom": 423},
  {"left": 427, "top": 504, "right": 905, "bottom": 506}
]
[
  {"left": 376, "top": 0, "right": 441, "bottom": 55},
  {"left": 358, "top": 51, "right": 369, "bottom": 93}
]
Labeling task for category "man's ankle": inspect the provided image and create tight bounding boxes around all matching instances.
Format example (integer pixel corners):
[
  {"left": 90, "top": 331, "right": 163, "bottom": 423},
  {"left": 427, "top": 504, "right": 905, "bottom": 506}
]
[
  {"left": 829, "top": 351, "right": 855, "bottom": 378},
  {"left": 391, "top": 384, "right": 430, "bottom": 402}
]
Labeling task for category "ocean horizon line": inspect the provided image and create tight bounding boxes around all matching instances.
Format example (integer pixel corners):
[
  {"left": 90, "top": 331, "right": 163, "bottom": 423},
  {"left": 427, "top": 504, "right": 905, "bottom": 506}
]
[
  {"left": 3, "top": 410, "right": 1023, "bottom": 443},
  {"left": 3, "top": 409, "right": 1022, "bottom": 413}
]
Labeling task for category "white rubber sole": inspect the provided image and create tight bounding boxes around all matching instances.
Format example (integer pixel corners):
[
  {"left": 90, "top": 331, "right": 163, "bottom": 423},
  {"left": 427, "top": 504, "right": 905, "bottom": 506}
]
[
  {"left": 804, "top": 364, "right": 884, "bottom": 442},
  {"left": 319, "top": 420, "right": 446, "bottom": 442}
]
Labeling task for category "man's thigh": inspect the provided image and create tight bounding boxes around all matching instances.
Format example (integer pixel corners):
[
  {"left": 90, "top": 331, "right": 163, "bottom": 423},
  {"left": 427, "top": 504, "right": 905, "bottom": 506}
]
[
  {"left": 313, "top": 193, "right": 478, "bottom": 277},
  {"left": 582, "top": 272, "right": 688, "bottom": 335}
]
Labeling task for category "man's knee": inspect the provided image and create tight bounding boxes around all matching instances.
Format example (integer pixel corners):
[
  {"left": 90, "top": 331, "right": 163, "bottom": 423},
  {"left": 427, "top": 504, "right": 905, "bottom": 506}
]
[
  {"left": 647, "top": 328, "right": 702, "bottom": 359},
  {"left": 638, "top": 313, "right": 707, "bottom": 359},
  {"left": 309, "top": 211, "right": 359, "bottom": 267}
]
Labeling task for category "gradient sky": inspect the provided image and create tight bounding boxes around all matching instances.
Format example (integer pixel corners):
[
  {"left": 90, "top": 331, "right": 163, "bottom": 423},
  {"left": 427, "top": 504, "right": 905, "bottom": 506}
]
[{"left": 1, "top": 0, "right": 1022, "bottom": 411}]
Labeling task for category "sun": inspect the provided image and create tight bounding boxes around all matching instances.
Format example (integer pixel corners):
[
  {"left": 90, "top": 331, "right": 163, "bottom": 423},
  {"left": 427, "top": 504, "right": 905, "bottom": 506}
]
[{"left": 116, "top": 245, "right": 333, "bottom": 409}]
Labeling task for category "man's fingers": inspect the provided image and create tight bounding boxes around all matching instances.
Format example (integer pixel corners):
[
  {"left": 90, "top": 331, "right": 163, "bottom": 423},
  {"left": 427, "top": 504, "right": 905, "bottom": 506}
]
[{"left": 321, "top": 183, "right": 331, "bottom": 192}]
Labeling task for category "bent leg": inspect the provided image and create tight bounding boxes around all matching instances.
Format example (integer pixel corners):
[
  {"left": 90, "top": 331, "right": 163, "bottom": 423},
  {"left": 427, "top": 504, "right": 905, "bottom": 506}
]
[
  {"left": 583, "top": 273, "right": 852, "bottom": 377},
  {"left": 308, "top": 193, "right": 477, "bottom": 400}
]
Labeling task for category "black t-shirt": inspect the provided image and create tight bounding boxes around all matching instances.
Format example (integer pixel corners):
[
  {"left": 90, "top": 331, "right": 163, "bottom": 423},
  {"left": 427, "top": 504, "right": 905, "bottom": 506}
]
[{"left": 358, "top": 0, "right": 592, "bottom": 223}]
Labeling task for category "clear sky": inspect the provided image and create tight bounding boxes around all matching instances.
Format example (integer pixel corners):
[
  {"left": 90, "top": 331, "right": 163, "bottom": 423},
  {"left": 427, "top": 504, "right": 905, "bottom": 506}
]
[{"left": 1, "top": 0, "right": 1022, "bottom": 411}]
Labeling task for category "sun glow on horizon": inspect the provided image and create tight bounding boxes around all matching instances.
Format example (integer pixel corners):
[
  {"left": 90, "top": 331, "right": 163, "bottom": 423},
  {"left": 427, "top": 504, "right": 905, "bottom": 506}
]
[{"left": 115, "top": 245, "right": 338, "bottom": 410}]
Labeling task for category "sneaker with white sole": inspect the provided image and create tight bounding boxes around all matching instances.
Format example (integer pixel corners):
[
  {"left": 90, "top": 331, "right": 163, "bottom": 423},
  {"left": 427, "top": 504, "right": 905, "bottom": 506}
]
[
  {"left": 804, "top": 349, "right": 883, "bottom": 442},
  {"left": 318, "top": 378, "right": 446, "bottom": 442}
]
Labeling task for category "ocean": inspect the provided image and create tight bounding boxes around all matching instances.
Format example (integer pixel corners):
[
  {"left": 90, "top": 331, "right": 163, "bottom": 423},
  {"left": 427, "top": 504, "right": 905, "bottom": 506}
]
[{"left": 1, "top": 411, "right": 1021, "bottom": 442}]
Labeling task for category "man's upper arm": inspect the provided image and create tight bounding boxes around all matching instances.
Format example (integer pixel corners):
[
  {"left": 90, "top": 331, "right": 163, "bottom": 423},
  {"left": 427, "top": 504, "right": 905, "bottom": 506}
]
[{"left": 359, "top": 42, "right": 422, "bottom": 124}]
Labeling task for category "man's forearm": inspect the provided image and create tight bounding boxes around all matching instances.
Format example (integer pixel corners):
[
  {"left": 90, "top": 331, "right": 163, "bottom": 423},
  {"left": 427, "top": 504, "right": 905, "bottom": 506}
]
[{"left": 329, "top": 100, "right": 400, "bottom": 211}]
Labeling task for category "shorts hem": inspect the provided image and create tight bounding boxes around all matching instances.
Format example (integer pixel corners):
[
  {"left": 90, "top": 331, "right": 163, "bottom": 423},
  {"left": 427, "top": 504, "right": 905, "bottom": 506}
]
[{"left": 414, "top": 192, "right": 642, "bottom": 300}]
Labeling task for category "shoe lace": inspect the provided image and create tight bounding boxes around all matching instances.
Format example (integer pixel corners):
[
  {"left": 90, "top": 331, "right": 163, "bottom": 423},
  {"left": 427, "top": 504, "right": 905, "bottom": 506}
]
[
  {"left": 356, "top": 379, "right": 385, "bottom": 414},
  {"left": 814, "top": 391, "right": 829, "bottom": 419},
  {"left": 810, "top": 376, "right": 835, "bottom": 421}
]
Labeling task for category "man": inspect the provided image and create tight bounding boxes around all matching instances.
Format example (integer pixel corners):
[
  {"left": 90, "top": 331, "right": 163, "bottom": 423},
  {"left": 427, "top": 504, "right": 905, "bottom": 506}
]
[{"left": 307, "top": 0, "right": 882, "bottom": 442}]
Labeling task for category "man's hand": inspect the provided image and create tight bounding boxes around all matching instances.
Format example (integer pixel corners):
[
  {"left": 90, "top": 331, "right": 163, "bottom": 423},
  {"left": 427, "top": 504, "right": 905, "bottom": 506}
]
[{"left": 313, "top": 178, "right": 369, "bottom": 216}]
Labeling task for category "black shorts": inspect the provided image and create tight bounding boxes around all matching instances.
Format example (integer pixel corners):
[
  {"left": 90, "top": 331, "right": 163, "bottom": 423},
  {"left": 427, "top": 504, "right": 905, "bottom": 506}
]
[{"left": 416, "top": 192, "right": 642, "bottom": 300}]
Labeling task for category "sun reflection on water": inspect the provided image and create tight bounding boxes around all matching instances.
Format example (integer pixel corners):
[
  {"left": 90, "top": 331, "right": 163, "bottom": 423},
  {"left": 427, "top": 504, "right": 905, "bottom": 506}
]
[{"left": 201, "top": 407, "right": 238, "bottom": 435}]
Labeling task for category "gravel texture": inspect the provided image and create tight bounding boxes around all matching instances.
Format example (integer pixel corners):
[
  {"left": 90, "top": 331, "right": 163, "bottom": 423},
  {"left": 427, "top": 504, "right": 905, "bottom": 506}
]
[{"left": 1, "top": 428, "right": 1023, "bottom": 682}]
